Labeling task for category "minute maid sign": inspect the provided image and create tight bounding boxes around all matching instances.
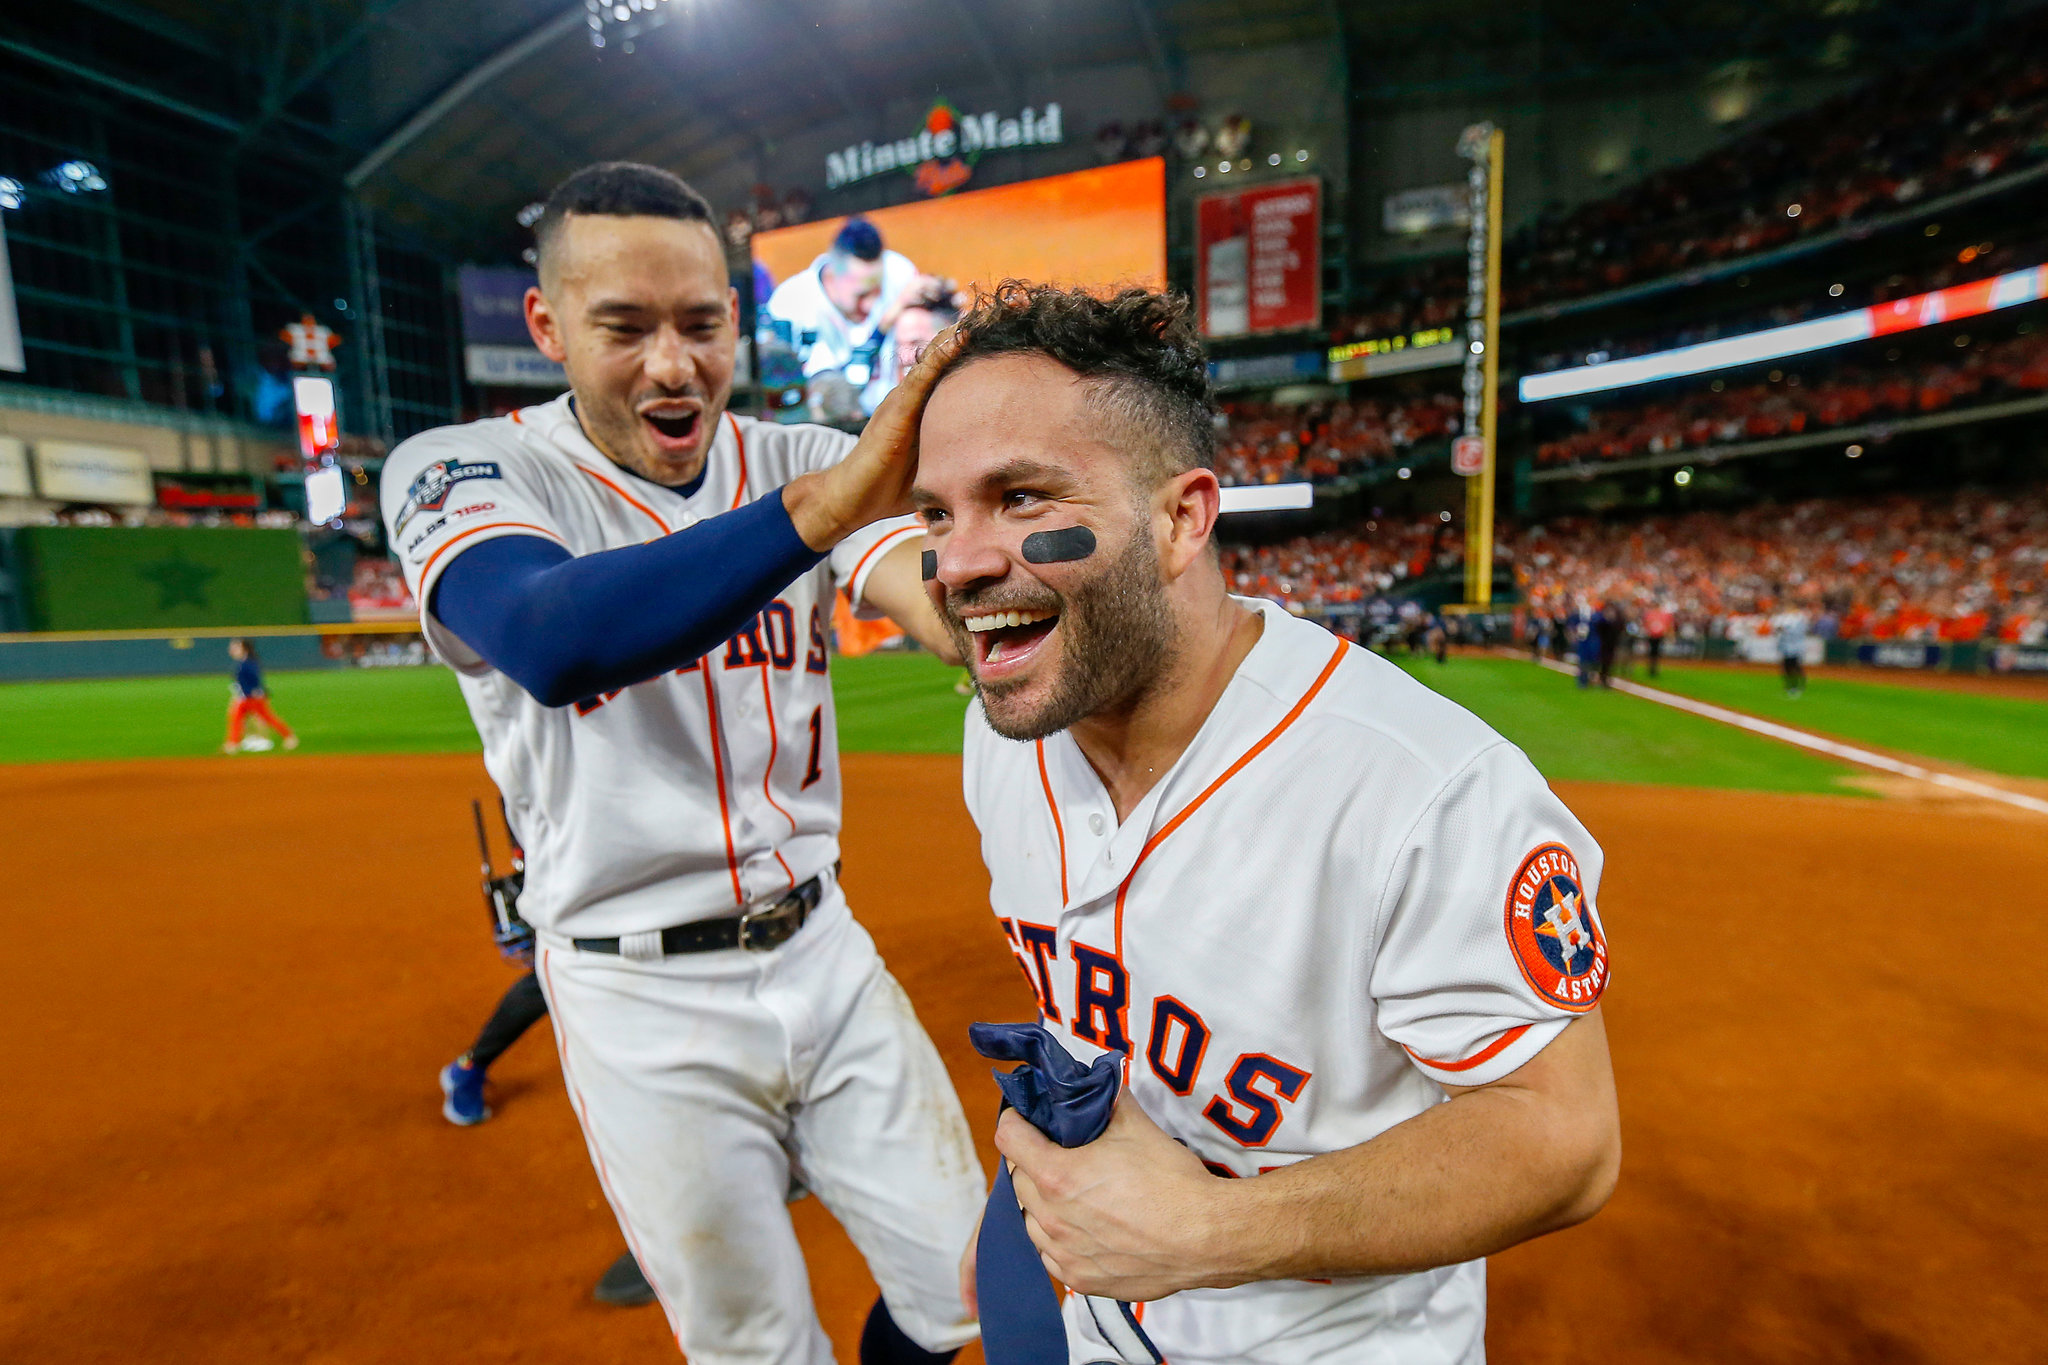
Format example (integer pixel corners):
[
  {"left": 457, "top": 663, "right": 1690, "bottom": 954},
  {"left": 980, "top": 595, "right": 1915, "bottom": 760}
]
[{"left": 825, "top": 100, "right": 1064, "bottom": 196}]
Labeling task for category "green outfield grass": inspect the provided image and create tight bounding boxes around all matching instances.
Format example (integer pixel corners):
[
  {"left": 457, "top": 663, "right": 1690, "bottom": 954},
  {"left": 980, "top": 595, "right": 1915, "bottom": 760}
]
[
  {"left": 0, "top": 654, "right": 973, "bottom": 765},
  {"left": 828, "top": 651, "right": 974, "bottom": 753},
  {"left": 5, "top": 651, "right": 1973, "bottom": 798},
  {"left": 1386, "top": 654, "right": 1862, "bottom": 793},
  {"left": 0, "top": 668, "right": 482, "bottom": 764},
  {"left": 1640, "top": 663, "right": 2048, "bottom": 779}
]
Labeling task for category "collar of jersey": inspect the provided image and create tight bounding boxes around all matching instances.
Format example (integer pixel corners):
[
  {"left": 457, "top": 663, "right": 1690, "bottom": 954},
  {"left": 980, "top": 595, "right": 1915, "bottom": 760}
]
[
  {"left": 542, "top": 393, "right": 716, "bottom": 502},
  {"left": 1043, "top": 598, "right": 1331, "bottom": 889}
]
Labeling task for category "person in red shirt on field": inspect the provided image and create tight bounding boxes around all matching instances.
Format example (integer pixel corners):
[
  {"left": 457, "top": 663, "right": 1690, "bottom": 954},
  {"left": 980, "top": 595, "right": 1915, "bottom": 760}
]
[{"left": 223, "top": 638, "right": 299, "bottom": 754}]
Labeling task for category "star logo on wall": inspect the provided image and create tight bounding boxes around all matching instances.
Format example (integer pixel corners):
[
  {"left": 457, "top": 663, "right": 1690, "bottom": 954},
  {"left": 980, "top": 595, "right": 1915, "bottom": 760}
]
[{"left": 138, "top": 551, "right": 217, "bottom": 609}]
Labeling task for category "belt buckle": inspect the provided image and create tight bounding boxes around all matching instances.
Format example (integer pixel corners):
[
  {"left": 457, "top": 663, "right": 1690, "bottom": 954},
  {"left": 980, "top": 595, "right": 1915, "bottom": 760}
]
[{"left": 738, "top": 895, "right": 802, "bottom": 951}]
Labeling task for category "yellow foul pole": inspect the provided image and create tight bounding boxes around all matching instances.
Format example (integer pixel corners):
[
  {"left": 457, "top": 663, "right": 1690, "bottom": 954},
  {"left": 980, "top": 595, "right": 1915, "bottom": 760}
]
[{"left": 1456, "top": 124, "right": 1504, "bottom": 608}]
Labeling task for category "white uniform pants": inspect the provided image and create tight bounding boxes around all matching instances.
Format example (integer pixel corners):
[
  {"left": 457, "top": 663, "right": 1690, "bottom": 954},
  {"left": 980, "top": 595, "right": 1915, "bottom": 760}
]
[{"left": 536, "top": 890, "right": 985, "bottom": 1364}]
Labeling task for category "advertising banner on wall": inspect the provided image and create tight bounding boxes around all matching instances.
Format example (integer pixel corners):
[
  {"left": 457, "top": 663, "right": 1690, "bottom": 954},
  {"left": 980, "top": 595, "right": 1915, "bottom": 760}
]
[
  {"left": 33, "top": 442, "right": 154, "bottom": 506},
  {"left": 1195, "top": 177, "right": 1320, "bottom": 339},
  {"left": 457, "top": 266, "right": 565, "bottom": 388},
  {"left": 0, "top": 436, "right": 29, "bottom": 497}
]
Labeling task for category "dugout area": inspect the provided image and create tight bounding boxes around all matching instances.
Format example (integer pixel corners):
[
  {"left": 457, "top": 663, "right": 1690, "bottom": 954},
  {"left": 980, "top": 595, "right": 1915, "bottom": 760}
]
[{"left": 4, "top": 699, "right": 2045, "bottom": 1361}]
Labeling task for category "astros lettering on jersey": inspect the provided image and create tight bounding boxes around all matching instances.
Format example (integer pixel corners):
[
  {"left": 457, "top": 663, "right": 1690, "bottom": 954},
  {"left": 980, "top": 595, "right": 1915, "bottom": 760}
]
[
  {"left": 964, "top": 598, "right": 1610, "bottom": 1363},
  {"left": 380, "top": 394, "right": 921, "bottom": 937}
]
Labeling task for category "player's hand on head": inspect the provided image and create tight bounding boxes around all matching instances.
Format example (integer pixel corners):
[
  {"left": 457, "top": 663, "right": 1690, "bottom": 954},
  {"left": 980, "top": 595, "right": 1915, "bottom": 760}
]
[
  {"left": 996, "top": 1092, "right": 1241, "bottom": 1303},
  {"left": 783, "top": 323, "right": 967, "bottom": 551}
]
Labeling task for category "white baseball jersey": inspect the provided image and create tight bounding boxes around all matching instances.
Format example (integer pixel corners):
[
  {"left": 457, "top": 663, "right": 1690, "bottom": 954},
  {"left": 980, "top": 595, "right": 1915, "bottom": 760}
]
[
  {"left": 379, "top": 395, "right": 922, "bottom": 939},
  {"left": 765, "top": 249, "right": 919, "bottom": 379},
  {"left": 963, "top": 598, "right": 1611, "bottom": 1364}
]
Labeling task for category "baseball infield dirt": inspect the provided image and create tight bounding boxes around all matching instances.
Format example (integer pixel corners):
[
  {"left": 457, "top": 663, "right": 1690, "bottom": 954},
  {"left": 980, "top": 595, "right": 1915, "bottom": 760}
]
[{"left": 3, "top": 751, "right": 2042, "bottom": 1362}]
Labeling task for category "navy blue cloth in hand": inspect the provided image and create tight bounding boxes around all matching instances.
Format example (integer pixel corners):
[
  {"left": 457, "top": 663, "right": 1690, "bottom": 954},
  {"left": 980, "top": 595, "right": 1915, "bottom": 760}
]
[{"left": 969, "top": 1022, "right": 1122, "bottom": 1365}]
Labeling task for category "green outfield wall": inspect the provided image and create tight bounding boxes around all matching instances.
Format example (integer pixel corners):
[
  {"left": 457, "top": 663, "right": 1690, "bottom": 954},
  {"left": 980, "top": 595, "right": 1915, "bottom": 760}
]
[{"left": 9, "top": 526, "right": 309, "bottom": 633}]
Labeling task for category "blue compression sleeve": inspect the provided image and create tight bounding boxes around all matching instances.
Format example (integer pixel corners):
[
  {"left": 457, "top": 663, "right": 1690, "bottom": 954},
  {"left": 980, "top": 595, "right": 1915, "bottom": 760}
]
[{"left": 431, "top": 490, "right": 827, "bottom": 707}]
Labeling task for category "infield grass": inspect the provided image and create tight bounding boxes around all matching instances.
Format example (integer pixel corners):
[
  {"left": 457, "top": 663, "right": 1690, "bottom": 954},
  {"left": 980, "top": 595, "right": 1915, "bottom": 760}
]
[
  {"left": 1385, "top": 653, "right": 1862, "bottom": 794},
  {"left": 1641, "top": 663, "right": 2048, "bottom": 779}
]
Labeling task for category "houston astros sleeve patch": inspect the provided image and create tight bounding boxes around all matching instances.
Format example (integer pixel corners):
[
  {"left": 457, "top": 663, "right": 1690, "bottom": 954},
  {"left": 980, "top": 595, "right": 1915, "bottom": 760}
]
[{"left": 1505, "top": 843, "right": 1609, "bottom": 1013}]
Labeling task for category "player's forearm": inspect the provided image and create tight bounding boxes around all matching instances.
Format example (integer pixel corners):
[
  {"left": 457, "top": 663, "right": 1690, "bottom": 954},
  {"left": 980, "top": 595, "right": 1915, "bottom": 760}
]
[
  {"left": 434, "top": 494, "right": 824, "bottom": 707},
  {"left": 1199, "top": 1079, "right": 1619, "bottom": 1285},
  {"left": 860, "top": 540, "right": 964, "bottom": 665}
]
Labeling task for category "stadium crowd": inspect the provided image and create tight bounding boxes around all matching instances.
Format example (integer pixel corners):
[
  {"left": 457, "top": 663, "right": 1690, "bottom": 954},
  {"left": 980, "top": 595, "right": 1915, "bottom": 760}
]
[
  {"left": 1535, "top": 325, "right": 2048, "bottom": 467},
  {"left": 1330, "top": 8, "right": 2048, "bottom": 342},
  {"left": 1221, "top": 519, "right": 1458, "bottom": 608},
  {"left": 1213, "top": 392, "right": 1462, "bottom": 486},
  {"left": 1224, "top": 484, "right": 2048, "bottom": 645}
]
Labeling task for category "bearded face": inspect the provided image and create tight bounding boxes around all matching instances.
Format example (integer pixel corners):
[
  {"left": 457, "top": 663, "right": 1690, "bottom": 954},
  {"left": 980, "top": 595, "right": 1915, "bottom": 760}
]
[{"left": 941, "top": 513, "right": 1178, "bottom": 741}]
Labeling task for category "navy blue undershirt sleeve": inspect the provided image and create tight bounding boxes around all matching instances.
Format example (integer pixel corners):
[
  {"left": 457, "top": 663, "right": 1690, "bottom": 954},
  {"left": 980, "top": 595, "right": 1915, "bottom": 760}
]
[{"left": 430, "top": 489, "right": 827, "bottom": 708}]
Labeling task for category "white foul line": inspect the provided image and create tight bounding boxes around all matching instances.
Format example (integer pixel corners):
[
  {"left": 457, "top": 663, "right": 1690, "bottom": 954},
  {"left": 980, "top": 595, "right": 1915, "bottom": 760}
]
[{"left": 1526, "top": 655, "right": 2048, "bottom": 817}]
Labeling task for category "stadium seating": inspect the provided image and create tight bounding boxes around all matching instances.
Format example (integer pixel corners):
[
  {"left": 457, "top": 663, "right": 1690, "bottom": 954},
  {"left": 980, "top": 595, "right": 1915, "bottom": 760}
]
[
  {"left": 1224, "top": 484, "right": 2048, "bottom": 645},
  {"left": 1214, "top": 393, "right": 1462, "bottom": 487},
  {"left": 1534, "top": 327, "right": 2048, "bottom": 468},
  {"left": 1330, "top": 10, "right": 2048, "bottom": 340}
]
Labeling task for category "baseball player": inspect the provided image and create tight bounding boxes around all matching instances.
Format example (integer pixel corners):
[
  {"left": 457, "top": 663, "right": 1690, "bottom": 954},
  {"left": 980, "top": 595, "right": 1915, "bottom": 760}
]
[
  {"left": 378, "top": 162, "right": 984, "bottom": 1365},
  {"left": 911, "top": 285, "right": 1620, "bottom": 1363},
  {"left": 223, "top": 638, "right": 298, "bottom": 753}
]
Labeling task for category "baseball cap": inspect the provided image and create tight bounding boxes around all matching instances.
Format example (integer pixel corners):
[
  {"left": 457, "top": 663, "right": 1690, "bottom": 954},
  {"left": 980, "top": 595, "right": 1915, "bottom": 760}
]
[{"left": 832, "top": 217, "right": 883, "bottom": 262}]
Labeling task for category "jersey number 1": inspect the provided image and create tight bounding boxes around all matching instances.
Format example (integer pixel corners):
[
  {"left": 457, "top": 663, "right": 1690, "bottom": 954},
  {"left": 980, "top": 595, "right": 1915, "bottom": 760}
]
[{"left": 802, "top": 706, "right": 825, "bottom": 789}]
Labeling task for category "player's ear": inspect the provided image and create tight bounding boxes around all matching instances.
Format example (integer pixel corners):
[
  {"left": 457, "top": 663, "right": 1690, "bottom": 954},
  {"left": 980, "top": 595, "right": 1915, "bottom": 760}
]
[
  {"left": 728, "top": 284, "right": 740, "bottom": 329},
  {"left": 1158, "top": 467, "right": 1220, "bottom": 580},
  {"left": 526, "top": 286, "right": 568, "bottom": 363}
]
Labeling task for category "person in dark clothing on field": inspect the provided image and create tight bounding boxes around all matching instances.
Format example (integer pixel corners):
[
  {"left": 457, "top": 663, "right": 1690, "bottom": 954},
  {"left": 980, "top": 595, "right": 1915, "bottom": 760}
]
[{"left": 1596, "top": 603, "right": 1627, "bottom": 688}]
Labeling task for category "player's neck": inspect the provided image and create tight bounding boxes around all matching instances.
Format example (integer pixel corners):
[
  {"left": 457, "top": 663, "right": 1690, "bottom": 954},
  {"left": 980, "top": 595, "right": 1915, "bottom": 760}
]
[{"left": 1070, "top": 596, "right": 1263, "bottom": 825}]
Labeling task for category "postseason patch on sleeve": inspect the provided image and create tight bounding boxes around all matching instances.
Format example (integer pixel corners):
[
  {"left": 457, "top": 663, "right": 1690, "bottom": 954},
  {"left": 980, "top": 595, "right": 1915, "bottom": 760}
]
[
  {"left": 393, "top": 459, "right": 502, "bottom": 536},
  {"left": 1504, "top": 842, "right": 1609, "bottom": 1012}
]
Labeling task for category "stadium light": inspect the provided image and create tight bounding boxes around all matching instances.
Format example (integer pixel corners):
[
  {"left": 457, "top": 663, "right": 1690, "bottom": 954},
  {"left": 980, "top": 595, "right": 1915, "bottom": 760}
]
[
  {"left": 1519, "top": 262, "right": 2048, "bottom": 402},
  {"left": 45, "top": 160, "right": 106, "bottom": 193},
  {"left": 0, "top": 177, "right": 21, "bottom": 210}
]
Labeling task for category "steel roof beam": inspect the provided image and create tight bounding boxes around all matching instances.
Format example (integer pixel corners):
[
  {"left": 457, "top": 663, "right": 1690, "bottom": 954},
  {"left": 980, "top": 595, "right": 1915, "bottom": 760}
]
[
  {"left": 937, "top": 0, "right": 1020, "bottom": 103},
  {"left": 346, "top": 5, "right": 587, "bottom": 190},
  {"left": 753, "top": 0, "right": 867, "bottom": 122},
  {"left": 0, "top": 35, "right": 243, "bottom": 135},
  {"left": 60, "top": 0, "right": 225, "bottom": 61},
  {"left": 1124, "top": 0, "right": 1185, "bottom": 101}
]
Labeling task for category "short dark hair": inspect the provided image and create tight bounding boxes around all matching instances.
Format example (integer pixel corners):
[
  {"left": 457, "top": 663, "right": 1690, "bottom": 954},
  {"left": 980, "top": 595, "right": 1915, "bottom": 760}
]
[
  {"left": 831, "top": 217, "right": 883, "bottom": 262},
  {"left": 950, "top": 282, "right": 1216, "bottom": 480},
  {"left": 533, "top": 162, "right": 716, "bottom": 281}
]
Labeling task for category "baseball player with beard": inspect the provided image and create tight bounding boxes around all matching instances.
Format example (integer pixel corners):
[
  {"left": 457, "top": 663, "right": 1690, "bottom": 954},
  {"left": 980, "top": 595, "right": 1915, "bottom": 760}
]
[
  {"left": 379, "top": 163, "right": 983, "bottom": 1365},
  {"left": 910, "top": 285, "right": 1620, "bottom": 1363}
]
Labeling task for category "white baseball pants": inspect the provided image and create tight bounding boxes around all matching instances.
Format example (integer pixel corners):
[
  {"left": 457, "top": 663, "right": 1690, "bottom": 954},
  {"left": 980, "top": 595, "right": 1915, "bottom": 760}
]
[{"left": 536, "top": 889, "right": 985, "bottom": 1364}]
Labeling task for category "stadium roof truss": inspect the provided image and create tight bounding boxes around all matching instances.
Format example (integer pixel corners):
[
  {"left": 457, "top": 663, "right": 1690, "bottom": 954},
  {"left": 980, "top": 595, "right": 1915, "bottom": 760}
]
[{"left": 1, "top": 0, "right": 2031, "bottom": 258}]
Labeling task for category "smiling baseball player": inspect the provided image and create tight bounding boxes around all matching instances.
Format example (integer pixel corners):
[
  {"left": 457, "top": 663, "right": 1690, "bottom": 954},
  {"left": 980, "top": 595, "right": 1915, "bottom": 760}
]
[
  {"left": 379, "top": 163, "right": 983, "bottom": 1365},
  {"left": 911, "top": 284, "right": 1620, "bottom": 1363}
]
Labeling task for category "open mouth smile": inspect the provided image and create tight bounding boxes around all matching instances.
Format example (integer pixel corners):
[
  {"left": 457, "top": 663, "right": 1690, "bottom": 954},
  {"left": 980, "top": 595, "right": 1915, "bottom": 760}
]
[
  {"left": 639, "top": 402, "right": 704, "bottom": 450},
  {"left": 963, "top": 608, "right": 1060, "bottom": 677}
]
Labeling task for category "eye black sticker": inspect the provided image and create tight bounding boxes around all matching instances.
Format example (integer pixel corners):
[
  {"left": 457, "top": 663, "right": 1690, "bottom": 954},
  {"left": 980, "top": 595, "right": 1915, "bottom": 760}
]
[
  {"left": 1021, "top": 526, "right": 1097, "bottom": 564},
  {"left": 921, "top": 549, "right": 937, "bottom": 581}
]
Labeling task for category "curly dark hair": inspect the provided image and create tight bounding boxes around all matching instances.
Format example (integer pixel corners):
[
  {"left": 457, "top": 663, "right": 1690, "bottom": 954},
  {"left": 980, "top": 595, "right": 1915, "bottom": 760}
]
[{"left": 948, "top": 282, "right": 1217, "bottom": 481}]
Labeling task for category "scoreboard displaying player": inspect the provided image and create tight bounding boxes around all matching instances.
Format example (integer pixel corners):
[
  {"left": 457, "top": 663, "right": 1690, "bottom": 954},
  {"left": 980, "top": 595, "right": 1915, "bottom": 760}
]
[{"left": 751, "top": 159, "right": 1165, "bottom": 421}]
